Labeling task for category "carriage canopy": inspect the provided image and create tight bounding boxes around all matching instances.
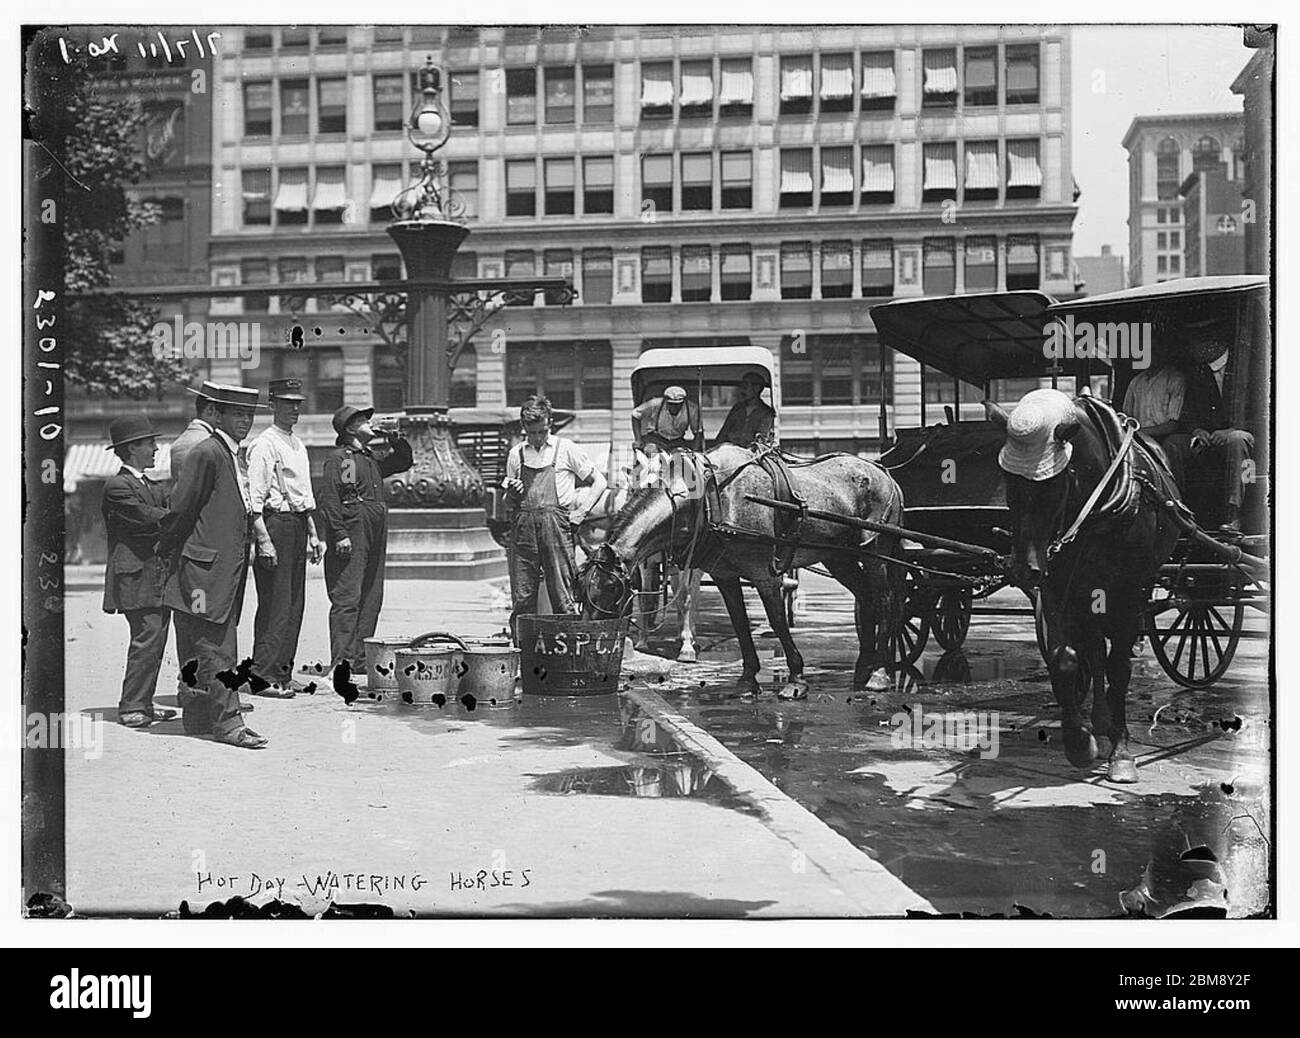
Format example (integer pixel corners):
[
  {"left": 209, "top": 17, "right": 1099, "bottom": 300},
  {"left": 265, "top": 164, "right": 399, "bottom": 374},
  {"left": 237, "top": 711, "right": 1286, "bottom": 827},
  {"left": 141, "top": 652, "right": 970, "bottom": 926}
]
[{"left": 631, "top": 346, "right": 776, "bottom": 404}]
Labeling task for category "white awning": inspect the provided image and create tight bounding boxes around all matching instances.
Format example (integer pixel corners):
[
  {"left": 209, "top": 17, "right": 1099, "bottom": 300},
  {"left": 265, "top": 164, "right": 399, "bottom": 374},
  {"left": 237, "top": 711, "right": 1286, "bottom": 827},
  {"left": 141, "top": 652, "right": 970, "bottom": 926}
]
[
  {"left": 641, "top": 65, "right": 674, "bottom": 106},
  {"left": 822, "top": 245, "right": 852, "bottom": 270},
  {"left": 923, "top": 51, "right": 958, "bottom": 94},
  {"left": 273, "top": 172, "right": 308, "bottom": 212},
  {"left": 64, "top": 442, "right": 172, "bottom": 493},
  {"left": 861, "top": 146, "right": 895, "bottom": 192},
  {"left": 820, "top": 55, "right": 853, "bottom": 99},
  {"left": 862, "top": 241, "right": 893, "bottom": 269},
  {"left": 965, "top": 142, "right": 999, "bottom": 189},
  {"left": 780, "top": 150, "right": 813, "bottom": 193},
  {"left": 369, "top": 169, "right": 402, "bottom": 208},
  {"left": 780, "top": 59, "right": 813, "bottom": 100},
  {"left": 719, "top": 61, "right": 753, "bottom": 103},
  {"left": 680, "top": 68, "right": 713, "bottom": 105},
  {"left": 1008, "top": 238, "right": 1039, "bottom": 266},
  {"left": 312, "top": 171, "right": 348, "bottom": 211},
  {"left": 1007, "top": 141, "right": 1043, "bottom": 187},
  {"left": 861, "top": 53, "right": 896, "bottom": 98},
  {"left": 821, "top": 149, "right": 853, "bottom": 193},
  {"left": 924, "top": 146, "right": 957, "bottom": 190}
]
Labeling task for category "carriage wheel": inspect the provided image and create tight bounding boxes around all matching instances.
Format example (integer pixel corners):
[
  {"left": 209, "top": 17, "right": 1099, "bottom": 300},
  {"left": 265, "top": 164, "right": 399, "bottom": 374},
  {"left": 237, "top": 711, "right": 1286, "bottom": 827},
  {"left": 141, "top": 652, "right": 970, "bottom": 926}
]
[
  {"left": 891, "top": 572, "right": 932, "bottom": 665},
  {"left": 1148, "top": 602, "right": 1244, "bottom": 689},
  {"left": 931, "top": 588, "right": 973, "bottom": 651},
  {"left": 1032, "top": 590, "right": 1052, "bottom": 667}
]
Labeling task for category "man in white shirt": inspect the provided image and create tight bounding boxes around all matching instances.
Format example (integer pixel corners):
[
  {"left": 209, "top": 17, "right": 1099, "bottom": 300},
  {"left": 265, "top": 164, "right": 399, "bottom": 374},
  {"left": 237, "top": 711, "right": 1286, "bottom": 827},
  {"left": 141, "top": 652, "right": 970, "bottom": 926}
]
[
  {"left": 503, "top": 395, "right": 606, "bottom": 636},
  {"left": 1123, "top": 360, "right": 1189, "bottom": 484},
  {"left": 247, "top": 378, "right": 324, "bottom": 693}
]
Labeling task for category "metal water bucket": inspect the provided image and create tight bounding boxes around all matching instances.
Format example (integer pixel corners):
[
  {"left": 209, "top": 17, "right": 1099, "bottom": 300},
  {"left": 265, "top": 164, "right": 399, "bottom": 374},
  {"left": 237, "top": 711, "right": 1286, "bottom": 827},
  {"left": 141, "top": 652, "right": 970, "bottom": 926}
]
[
  {"left": 394, "top": 632, "right": 468, "bottom": 705},
  {"left": 459, "top": 639, "right": 521, "bottom": 705},
  {"left": 364, "top": 635, "right": 414, "bottom": 694},
  {"left": 518, "top": 616, "right": 629, "bottom": 697}
]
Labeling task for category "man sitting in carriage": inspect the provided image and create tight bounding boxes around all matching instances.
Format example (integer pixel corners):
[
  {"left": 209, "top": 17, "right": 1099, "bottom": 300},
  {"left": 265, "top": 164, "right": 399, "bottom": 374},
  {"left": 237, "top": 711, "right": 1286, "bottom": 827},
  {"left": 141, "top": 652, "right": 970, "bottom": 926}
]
[
  {"left": 713, "top": 371, "right": 775, "bottom": 449},
  {"left": 630, "top": 385, "right": 703, "bottom": 457}
]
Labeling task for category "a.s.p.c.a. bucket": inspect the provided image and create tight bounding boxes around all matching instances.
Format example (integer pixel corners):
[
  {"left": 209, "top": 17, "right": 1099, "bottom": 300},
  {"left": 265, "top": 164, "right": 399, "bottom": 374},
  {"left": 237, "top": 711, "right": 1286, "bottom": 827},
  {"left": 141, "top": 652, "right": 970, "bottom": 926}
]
[{"left": 517, "top": 615, "right": 629, "bottom": 696}]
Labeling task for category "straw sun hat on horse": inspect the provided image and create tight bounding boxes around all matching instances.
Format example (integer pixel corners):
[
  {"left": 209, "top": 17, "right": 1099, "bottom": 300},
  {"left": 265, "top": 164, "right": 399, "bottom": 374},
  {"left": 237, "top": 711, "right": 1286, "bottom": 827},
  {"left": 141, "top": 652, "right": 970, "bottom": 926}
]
[{"left": 997, "top": 388, "right": 1077, "bottom": 481}]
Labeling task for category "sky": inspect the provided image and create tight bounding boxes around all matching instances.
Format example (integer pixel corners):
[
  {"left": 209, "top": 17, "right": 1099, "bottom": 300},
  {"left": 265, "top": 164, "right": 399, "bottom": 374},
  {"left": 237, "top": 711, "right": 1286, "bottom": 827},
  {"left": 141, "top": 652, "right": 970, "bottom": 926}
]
[{"left": 1070, "top": 24, "right": 1250, "bottom": 258}]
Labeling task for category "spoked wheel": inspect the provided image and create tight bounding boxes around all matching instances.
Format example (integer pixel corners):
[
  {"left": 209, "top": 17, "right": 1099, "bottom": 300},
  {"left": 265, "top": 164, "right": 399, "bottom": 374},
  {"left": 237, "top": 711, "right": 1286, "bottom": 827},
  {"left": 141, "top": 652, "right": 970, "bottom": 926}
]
[
  {"left": 891, "top": 572, "right": 932, "bottom": 665},
  {"left": 1148, "top": 601, "right": 1244, "bottom": 689},
  {"left": 931, "top": 587, "right": 973, "bottom": 651}
]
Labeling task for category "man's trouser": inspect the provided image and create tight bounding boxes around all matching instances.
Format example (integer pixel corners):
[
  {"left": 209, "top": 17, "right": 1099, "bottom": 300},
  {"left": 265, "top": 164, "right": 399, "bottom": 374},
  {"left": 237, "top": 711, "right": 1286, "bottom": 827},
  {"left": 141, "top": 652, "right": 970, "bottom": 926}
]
[
  {"left": 118, "top": 607, "right": 171, "bottom": 717},
  {"left": 172, "top": 607, "right": 246, "bottom": 738},
  {"left": 1163, "top": 429, "right": 1253, "bottom": 509},
  {"left": 252, "top": 512, "right": 309, "bottom": 685},
  {"left": 509, "top": 507, "right": 578, "bottom": 638},
  {"left": 325, "top": 509, "right": 388, "bottom": 670}
]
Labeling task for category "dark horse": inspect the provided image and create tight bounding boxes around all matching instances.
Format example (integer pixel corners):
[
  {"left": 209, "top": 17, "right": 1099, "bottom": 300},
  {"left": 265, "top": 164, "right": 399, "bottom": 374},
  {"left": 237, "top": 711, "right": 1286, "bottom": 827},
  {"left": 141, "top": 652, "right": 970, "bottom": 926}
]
[
  {"left": 577, "top": 444, "right": 904, "bottom": 699},
  {"left": 988, "top": 389, "right": 1183, "bottom": 783}
]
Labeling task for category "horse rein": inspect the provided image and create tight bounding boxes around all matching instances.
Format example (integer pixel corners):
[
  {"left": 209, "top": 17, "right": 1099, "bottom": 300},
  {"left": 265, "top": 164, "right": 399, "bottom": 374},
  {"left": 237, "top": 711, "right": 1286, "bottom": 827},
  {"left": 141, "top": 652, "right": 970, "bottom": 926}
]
[{"left": 1046, "top": 410, "right": 1139, "bottom": 562}]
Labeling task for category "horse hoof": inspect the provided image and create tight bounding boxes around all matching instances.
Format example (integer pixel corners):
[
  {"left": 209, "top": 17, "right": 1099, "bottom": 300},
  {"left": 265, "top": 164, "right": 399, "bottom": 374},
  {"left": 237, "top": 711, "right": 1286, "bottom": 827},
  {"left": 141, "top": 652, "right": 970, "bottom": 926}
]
[
  {"left": 1095, "top": 735, "right": 1113, "bottom": 760},
  {"left": 677, "top": 646, "right": 698, "bottom": 664},
  {"left": 734, "top": 677, "right": 761, "bottom": 699},
  {"left": 863, "top": 667, "right": 891, "bottom": 693},
  {"left": 1108, "top": 757, "right": 1139, "bottom": 784},
  {"left": 776, "top": 680, "right": 808, "bottom": 701},
  {"left": 1063, "top": 727, "right": 1099, "bottom": 768}
]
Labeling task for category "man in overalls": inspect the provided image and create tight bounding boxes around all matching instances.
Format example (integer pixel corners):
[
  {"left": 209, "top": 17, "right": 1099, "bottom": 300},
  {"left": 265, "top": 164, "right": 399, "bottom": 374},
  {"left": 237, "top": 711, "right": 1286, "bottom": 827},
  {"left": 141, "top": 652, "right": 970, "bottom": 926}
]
[
  {"left": 630, "top": 385, "right": 703, "bottom": 457},
  {"left": 502, "top": 395, "right": 606, "bottom": 640}
]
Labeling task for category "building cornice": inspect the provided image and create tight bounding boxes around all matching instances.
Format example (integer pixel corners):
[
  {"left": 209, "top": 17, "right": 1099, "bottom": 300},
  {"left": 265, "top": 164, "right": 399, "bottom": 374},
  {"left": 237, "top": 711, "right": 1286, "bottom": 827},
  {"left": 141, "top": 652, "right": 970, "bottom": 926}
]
[{"left": 1121, "top": 111, "right": 1243, "bottom": 151}]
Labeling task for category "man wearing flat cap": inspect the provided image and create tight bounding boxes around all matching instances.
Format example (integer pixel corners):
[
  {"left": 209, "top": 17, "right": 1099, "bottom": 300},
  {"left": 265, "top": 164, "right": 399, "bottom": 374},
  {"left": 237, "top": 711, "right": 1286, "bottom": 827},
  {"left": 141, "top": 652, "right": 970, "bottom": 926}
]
[
  {"left": 318, "top": 404, "right": 413, "bottom": 680},
  {"left": 159, "top": 381, "right": 268, "bottom": 749},
  {"left": 246, "top": 378, "right": 324, "bottom": 694},
  {"left": 631, "top": 385, "right": 703, "bottom": 457},
  {"left": 714, "top": 372, "right": 775, "bottom": 449},
  {"left": 102, "top": 416, "right": 177, "bottom": 728}
]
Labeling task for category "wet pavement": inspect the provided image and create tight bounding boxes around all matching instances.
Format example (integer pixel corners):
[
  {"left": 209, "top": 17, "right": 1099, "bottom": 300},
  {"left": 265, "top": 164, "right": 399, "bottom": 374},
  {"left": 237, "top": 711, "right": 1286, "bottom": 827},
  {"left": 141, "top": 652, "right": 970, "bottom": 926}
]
[{"left": 635, "top": 572, "right": 1272, "bottom": 918}]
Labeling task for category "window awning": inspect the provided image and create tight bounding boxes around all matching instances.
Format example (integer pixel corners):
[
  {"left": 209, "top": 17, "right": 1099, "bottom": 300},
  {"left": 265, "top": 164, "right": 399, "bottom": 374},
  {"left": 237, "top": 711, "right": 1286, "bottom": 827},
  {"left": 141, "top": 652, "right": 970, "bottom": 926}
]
[
  {"left": 369, "top": 169, "right": 402, "bottom": 208},
  {"left": 861, "top": 53, "right": 896, "bottom": 97},
  {"left": 924, "top": 145, "right": 957, "bottom": 189},
  {"left": 64, "top": 442, "right": 172, "bottom": 493},
  {"left": 1007, "top": 141, "right": 1042, "bottom": 187},
  {"left": 861, "top": 146, "right": 895, "bottom": 192},
  {"left": 862, "top": 241, "right": 893, "bottom": 269},
  {"left": 923, "top": 51, "right": 958, "bottom": 94},
  {"left": 273, "top": 171, "right": 308, "bottom": 212},
  {"left": 820, "top": 149, "right": 853, "bottom": 193},
  {"left": 780, "top": 150, "right": 813, "bottom": 193},
  {"left": 1007, "top": 238, "right": 1039, "bottom": 267},
  {"left": 641, "top": 65, "right": 674, "bottom": 106},
  {"left": 780, "top": 59, "right": 813, "bottom": 100},
  {"left": 820, "top": 55, "right": 853, "bottom": 99},
  {"left": 965, "top": 142, "right": 999, "bottom": 189},
  {"left": 680, "top": 68, "right": 713, "bottom": 105},
  {"left": 966, "top": 239, "right": 997, "bottom": 265},
  {"left": 719, "top": 61, "right": 753, "bottom": 103},
  {"left": 965, "top": 53, "right": 996, "bottom": 90},
  {"left": 312, "top": 171, "right": 348, "bottom": 211},
  {"left": 822, "top": 244, "right": 852, "bottom": 269}
]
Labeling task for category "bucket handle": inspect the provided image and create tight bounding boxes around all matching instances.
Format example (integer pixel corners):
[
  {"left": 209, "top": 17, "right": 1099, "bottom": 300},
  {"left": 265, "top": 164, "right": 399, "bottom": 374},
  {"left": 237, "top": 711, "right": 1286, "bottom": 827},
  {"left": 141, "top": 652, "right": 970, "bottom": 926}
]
[{"left": 408, "top": 631, "right": 469, "bottom": 651}]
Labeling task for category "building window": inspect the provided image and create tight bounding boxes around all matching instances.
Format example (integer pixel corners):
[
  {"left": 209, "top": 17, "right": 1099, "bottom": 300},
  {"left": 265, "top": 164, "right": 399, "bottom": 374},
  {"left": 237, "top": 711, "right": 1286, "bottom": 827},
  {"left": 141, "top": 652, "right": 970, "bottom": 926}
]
[
  {"left": 1006, "top": 236, "right": 1040, "bottom": 290},
  {"left": 860, "top": 52, "right": 896, "bottom": 112},
  {"left": 681, "top": 153, "right": 713, "bottom": 211},
  {"left": 277, "top": 257, "right": 310, "bottom": 296},
  {"left": 583, "top": 64, "right": 614, "bottom": 123},
  {"left": 507, "top": 342, "right": 612, "bottom": 410},
  {"left": 681, "top": 246, "right": 712, "bottom": 302},
  {"left": 861, "top": 240, "right": 894, "bottom": 297},
  {"left": 642, "top": 247, "right": 672, "bottom": 303},
  {"left": 1157, "top": 255, "right": 1168, "bottom": 275},
  {"left": 317, "top": 78, "right": 347, "bottom": 134},
  {"left": 1156, "top": 137, "right": 1182, "bottom": 200},
  {"left": 1157, "top": 232, "right": 1167, "bottom": 250},
  {"left": 680, "top": 61, "right": 713, "bottom": 118},
  {"left": 582, "top": 156, "right": 614, "bottom": 215},
  {"left": 372, "top": 253, "right": 403, "bottom": 281},
  {"left": 374, "top": 26, "right": 404, "bottom": 44},
  {"left": 780, "top": 149, "right": 813, "bottom": 208},
  {"left": 583, "top": 248, "right": 613, "bottom": 304},
  {"left": 545, "top": 67, "right": 576, "bottom": 124},
  {"left": 1006, "top": 139, "right": 1042, "bottom": 200},
  {"left": 315, "top": 254, "right": 344, "bottom": 286},
  {"left": 241, "top": 259, "right": 270, "bottom": 313},
  {"left": 820, "top": 147, "right": 853, "bottom": 207},
  {"left": 448, "top": 161, "right": 478, "bottom": 220},
  {"left": 506, "top": 68, "right": 537, "bottom": 125},
  {"left": 1193, "top": 135, "right": 1221, "bottom": 173},
  {"left": 821, "top": 241, "right": 852, "bottom": 298},
  {"left": 860, "top": 145, "right": 895, "bottom": 204},
  {"left": 141, "top": 197, "right": 185, "bottom": 261},
  {"left": 369, "top": 163, "right": 401, "bottom": 222},
  {"left": 452, "top": 251, "right": 477, "bottom": 281},
  {"left": 373, "top": 74, "right": 405, "bottom": 131},
  {"left": 1005, "top": 45, "right": 1040, "bottom": 105},
  {"left": 544, "top": 158, "right": 575, "bottom": 215},
  {"left": 450, "top": 345, "right": 477, "bottom": 408},
  {"left": 922, "top": 49, "right": 958, "bottom": 108},
  {"left": 923, "top": 142, "right": 958, "bottom": 203},
  {"left": 641, "top": 62, "right": 674, "bottom": 119},
  {"left": 721, "top": 151, "right": 752, "bottom": 209},
  {"left": 820, "top": 53, "right": 854, "bottom": 113},
  {"left": 274, "top": 167, "right": 309, "bottom": 226},
  {"left": 256, "top": 347, "right": 344, "bottom": 415},
  {"left": 964, "top": 237, "right": 997, "bottom": 291},
  {"left": 923, "top": 239, "right": 956, "bottom": 295},
  {"left": 448, "top": 71, "right": 479, "bottom": 128},
  {"left": 245, "top": 29, "right": 272, "bottom": 50},
  {"left": 964, "top": 47, "right": 997, "bottom": 106},
  {"left": 781, "top": 242, "right": 812, "bottom": 299},
  {"left": 504, "top": 251, "right": 536, "bottom": 306},
  {"left": 312, "top": 167, "right": 348, "bottom": 225},
  {"left": 242, "top": 168, "right": 271, "bottom": 226},
  {"left": 280, "top": 79, "right": 310, "bottom": 136},
  {"left": 720, "top": 246, "right": 751, "bottom": 301},
  {"left": 506, "top": 160, "right": 537, "bottom": 217},
  {"left": 544, "top": 249, "right": 574, "bottom": 304},
  {"left": 719, "top": 58, "right": 754, "bottom": 117},
  {"left": 1157, "top": 208, "right": 1168, "bottom": 224},
  {"left": 964, "top": 140, "right": 1000, "bottom": 202},
  {"left": 642, "top": 154, "right": 673, "bottom": 214},
  {"left": 1169, "top": 231, "right": 1181, "bottom": 248},
  {"left": 281, "top": 27, "right": 309, "bottom": 48},
  {"left": 781, "top": 334, "right": 890, "bottom": 407},
  {"left": 780, "top": 55, "right": 814, "bottom": 115},
  {"left": 244, "top": 82, "right": 272, "bottom": 136}
]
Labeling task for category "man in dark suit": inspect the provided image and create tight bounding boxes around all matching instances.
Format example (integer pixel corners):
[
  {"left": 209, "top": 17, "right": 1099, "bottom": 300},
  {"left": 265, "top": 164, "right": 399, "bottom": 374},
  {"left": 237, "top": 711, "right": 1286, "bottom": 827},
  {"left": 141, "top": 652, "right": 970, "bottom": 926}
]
[
  {"left": 102, "top": 416, "right": 177, "bottom": 728},
  {"left": 160, "top": 383, "right": 268, "bottom": 749}
]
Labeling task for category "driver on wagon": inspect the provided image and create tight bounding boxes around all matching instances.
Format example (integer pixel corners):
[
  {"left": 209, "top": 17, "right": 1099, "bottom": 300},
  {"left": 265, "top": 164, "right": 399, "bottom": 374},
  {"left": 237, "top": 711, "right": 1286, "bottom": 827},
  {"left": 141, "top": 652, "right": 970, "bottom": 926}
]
[
  {"left": 630, "top": 385, "right": 703, "bottom": 456},
  {"left": 714, "top": 371, "right": 775, "bottom": 449}
]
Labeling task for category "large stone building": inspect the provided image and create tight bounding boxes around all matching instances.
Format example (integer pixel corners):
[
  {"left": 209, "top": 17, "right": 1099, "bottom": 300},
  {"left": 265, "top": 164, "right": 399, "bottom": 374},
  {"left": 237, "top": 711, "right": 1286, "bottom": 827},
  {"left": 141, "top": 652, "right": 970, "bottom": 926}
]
[
  {"left": 1231, "top": 28, "right": 1274, "bottom": 277},
  {"left": 1121, "top": 111, "right": 1242, "bottom": 287},
  {"left": 201, "top": 24, "right": 1078, "bottom": 456},
  {"left": 1179, "top": 165, "right": 1245, "bottom": 277},
  {"left": 1074, "top": 243, "right": 1125, "bottom": 297}
]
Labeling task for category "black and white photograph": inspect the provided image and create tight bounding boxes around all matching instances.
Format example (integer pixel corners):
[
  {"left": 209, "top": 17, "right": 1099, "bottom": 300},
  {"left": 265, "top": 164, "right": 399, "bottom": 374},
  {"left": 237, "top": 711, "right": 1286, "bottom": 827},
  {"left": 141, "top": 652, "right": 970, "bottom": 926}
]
[{"left": 15, "top": 8, "right": 1285, "bottom": 952}]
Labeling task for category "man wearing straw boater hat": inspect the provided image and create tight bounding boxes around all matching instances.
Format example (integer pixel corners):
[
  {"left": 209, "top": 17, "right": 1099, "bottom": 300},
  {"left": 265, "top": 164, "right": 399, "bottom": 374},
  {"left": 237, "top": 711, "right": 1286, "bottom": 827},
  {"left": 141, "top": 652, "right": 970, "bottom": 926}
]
[
  {"left": 246, "top": 377, "right": 324, "bottom": 694},
  {"left": 159, "top": 381, "right": 269, "bottom": 749},
  {"left": 101, "top": 416, "right": 178, "bottom": 728}
]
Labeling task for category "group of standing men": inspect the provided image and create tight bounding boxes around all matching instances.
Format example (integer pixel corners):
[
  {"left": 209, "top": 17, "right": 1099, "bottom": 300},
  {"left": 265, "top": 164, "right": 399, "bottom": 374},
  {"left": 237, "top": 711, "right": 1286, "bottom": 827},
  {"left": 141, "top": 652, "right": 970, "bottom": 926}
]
[{"left": 101, "top": 379, "right": 412, "bottom": 749}]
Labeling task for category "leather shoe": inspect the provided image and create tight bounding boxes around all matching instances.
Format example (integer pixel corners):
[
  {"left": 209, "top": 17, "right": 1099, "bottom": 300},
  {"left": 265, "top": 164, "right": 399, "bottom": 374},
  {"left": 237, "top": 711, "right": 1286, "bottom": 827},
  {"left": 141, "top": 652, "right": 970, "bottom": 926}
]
[
  {"left": 149, "top": 707, "right": 179, "bottom": 722},
  {"left": 119, "top": 712, "right": 151, "bottom": 728},
  {"left": 214, "top": 727, "right": 268, "bottom": 749}
]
